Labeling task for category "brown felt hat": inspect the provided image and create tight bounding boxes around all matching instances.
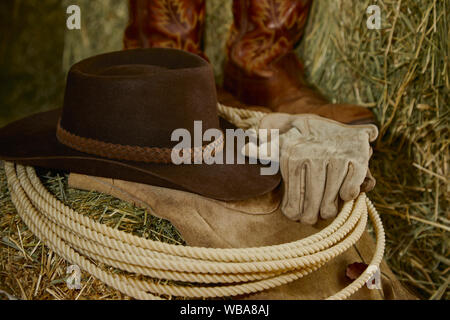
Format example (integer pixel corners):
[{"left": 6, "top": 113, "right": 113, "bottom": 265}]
[{"left": 0, "top": 48, "right": 280, "bottom": 200}]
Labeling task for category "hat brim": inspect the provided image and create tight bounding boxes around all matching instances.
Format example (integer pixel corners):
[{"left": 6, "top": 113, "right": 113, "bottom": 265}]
[{"left": 0, "top": 109, "right": 281, "bottom": 201}]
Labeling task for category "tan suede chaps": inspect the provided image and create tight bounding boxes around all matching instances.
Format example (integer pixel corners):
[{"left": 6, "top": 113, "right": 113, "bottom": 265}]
[{"left": 68, "top": 173, "right": 416, "bottom": 300}]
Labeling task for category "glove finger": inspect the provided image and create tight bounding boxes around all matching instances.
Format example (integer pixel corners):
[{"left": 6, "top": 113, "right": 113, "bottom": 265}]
[
  {"left": 280, "top": 141, "right": 293, "bottom": 215},
  {"left": 340, "top": 161, "right": 368, "bottom": 201},
  {"left": 241, "top": 141, "right": 278, "bottom": 162},
  {"left": 241, "top": 141, "right": 258, "bottom": 161},
  {"left": 259, "top": 113, "right": 293, "bottom": 133},
  {"left": 320, "top": 159, "right": 349, "bottom": 220},
  {"left": 364, "top": 124, "right": 379, "bottom": 142},
  {"left": 360, "top": 168, "right": 376, "bottom": 193},
  {"left": 281, "top": 144, "right": 305, "bottom": 221},
  {"left": 280, "top": 150, "right": 291, "bottom": 218},
  {"left": 301, "top": 160, "right": 327, "bottom": 225}
]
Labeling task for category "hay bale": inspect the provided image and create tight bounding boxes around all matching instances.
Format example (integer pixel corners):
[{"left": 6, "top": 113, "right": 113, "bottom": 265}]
[
  {"left": 0, "top": 164, "right": 184, "bottom": 300},
  {"left": 61, "top": 0, "right": 128, "bottom": 72},
  {"left": 205, "top": 0, "right": 233, "bottom": 84},
  {"left": 299, "top": 0, "right": 449, "bottom": 299}
]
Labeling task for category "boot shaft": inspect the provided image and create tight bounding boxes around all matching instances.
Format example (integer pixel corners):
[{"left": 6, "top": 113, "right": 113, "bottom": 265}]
[
  {"left": 227, "top": 0, "right": 312, "bottom": 77},
  {"left": 124, "top": 0, "right": 206, "bottom": 58}
]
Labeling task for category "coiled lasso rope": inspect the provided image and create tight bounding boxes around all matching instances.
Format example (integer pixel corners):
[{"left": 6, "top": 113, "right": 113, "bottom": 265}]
[
  {"left": 4, "top": 105, "right": 385, "bottom": 300},
  {"left": 217, "top": 103, "right": 267, "bottom": 130}
]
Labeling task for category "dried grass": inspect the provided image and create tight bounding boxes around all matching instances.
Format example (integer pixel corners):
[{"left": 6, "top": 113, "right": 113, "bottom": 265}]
[
  {"left": 0, "top": 0, "right": 66, "bottom": 127},
  {"left": 0, "top": 165, "right": 184, "bottom": 300}
]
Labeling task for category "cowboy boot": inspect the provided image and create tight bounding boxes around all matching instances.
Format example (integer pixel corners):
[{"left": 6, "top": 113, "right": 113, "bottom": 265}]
[
  {"left": 223, "top": 0, "right": 375, "bottom": 125},
  {"left": 124, "top": 0, "right": 208, "bottom": 60}
]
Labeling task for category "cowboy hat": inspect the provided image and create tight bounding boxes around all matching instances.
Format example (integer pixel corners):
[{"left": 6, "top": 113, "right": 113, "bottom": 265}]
[{"left": 0, "top": 48, "right": 280, "bottom": 200}]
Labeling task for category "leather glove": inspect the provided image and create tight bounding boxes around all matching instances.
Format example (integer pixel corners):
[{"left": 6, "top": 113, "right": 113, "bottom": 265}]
[{"left": 243, "top": 113, "right": 378, "bottom": 224}]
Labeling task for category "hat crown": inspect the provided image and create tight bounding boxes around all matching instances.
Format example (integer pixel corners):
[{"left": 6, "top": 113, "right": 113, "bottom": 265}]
[{"left": 60, "top": 48, "right": 220, "bottom": 148}]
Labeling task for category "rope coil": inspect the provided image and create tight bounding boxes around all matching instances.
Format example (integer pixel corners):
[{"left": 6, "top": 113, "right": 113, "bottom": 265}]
[
  {"left": 4, "top": 104, "right": 385, "bottom": 300},
  {"left": 5, "top": 162, "right": 385, "bottom": 300}
]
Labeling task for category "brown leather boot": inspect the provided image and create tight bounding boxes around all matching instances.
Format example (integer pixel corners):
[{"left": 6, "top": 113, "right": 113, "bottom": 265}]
[
  {"left": 124, "top": 0, "right": 208, "bottom": 60},
  {"left": 224, "top": 0, "right": 375, "bottom": 125}
]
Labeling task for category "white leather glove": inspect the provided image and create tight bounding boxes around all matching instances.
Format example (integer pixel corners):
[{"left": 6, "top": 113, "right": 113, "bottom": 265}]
[{"left": 243, "top": 113, "right": 378, "bottom": 224}]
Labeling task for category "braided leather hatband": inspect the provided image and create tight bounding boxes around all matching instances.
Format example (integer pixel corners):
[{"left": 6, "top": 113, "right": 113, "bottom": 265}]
[{"left": 56, "top": 120, "right": 224, "bottom": 164}]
